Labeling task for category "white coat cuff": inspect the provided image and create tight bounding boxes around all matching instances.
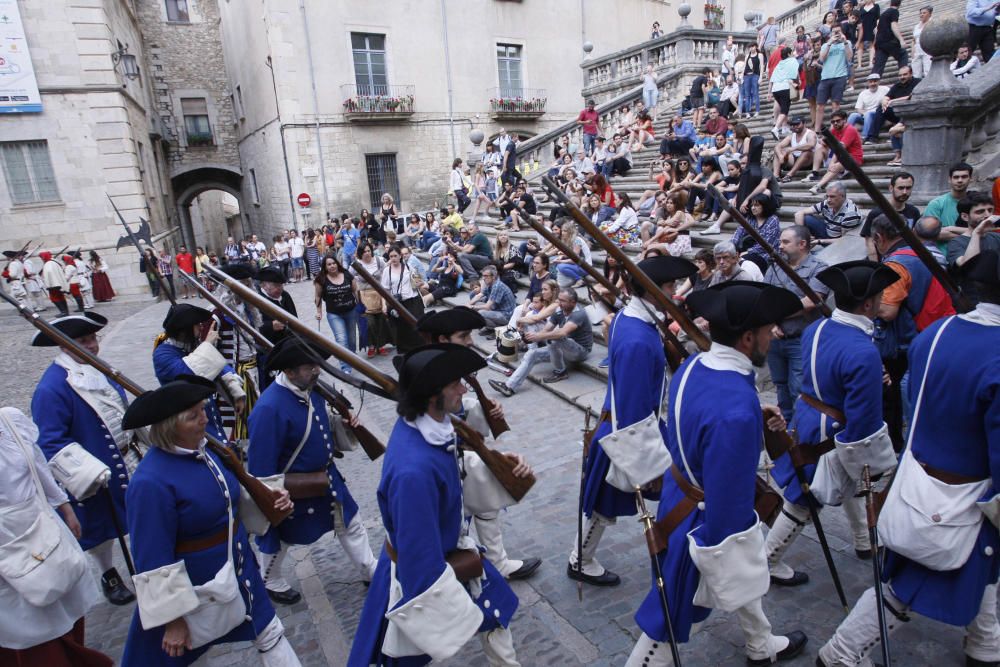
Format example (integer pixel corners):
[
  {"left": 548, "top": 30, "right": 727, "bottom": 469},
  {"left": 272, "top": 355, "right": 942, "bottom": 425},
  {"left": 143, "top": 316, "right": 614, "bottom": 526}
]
[
  {"left": 221, "top": 373, "right": 247, "bottom": 401},
  {"left": 48, "top": 443, "right": 111, "bottom": 500},
  {"left": 833, "top": 422, "right": 897, "bottom": 479},
  {"left": 462, "top": 452, "right": 516, "bottom": 515},
  {"left": 384, "top": 564, "right": 483, "bottom": 661},
  {"left": 689, "top": 516, "right": 769, "bottom": 612},
  {"left": 183, "top": 342, "right": 228, "bottom": 380},
  {"left": 133, "top": 560, "right": 200, "bottom": 629}
]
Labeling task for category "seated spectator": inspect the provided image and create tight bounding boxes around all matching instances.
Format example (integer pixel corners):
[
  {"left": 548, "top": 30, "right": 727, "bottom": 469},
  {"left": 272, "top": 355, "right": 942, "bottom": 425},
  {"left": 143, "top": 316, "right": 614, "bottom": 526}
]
[
  {"left": 504, "top": 182, "right": 537, "bottom": 231},
  {"left": 422, "top": 247, "right": 464, "bottom": 306},
  {"left": 600, "top": 193, "right": 641, "bottom": 248},
  {"left": 848, "top": 74, "right": 890, "bottom": 142},
  {"left": 493, "top": 230, "right": 525, "bottom": 287},
  {"left": 684, "top": 157, "right": 724, "bottom": 220},
  {"left": 469, "top": 265, "right": 518, "bottom": 334},
  {"left": 573, "top": 148, "right": 595, "bottom": 176},
  {"left": 637, "top": 160, "right": 674, "bottom": 214},
  {"left": 442, "top": 204, "right": 464, "bottom": 231},
  {"left": 403, "top": 213, "right": 425, "bottom": 248},
  {"left": 643, "top": 192, "right": 695, "bottom": 257},
  {"left": 692, "top": 133, "right": 732, "bottom": 173},
  {"left": 709, "top": 240, "right": 758, "bottom": 284},
  {"left": 629, "top": 112, "right": 656, "bottom": 152},
  {"left": 732, "top": 193, "right": 781, "bottom": 273},
  {"left": 676, "top": 248, "right": 716, "bottom": 296},
  {"left": 702, "top": 107, "right": 729, "bottom": 136},
  {"left": 794, "top": 181, "right": 863, "bottom": 244},
  {"left": 590, "top": 173, "right": 617, "bottom": 218},
  {"left": 400, "top": 245, "right": 427, "bottom": 285},
  {"left": 717, "top": 75, "right": 741, "bottom": 118},
  {"left": 547, "top": 149, "right": 571, "bottom": 179},
  {"left": 659, "top": 114, "right": 698, "bottom": 157},
  {"left": 552, "top": 222, "right": 593, "bottom": 287},
  {"left": 803, "top": 110, "right": 863, "bottom": 194},
  {"left": 418, "top": 211, "right": 440, "bottom": 250},
  {"left": 509, "top": 277, "right": 559, "bottom": 333},
  {"left": 446, "top": 221, "right": 493, "bottom": 282},
  {"left": 489, "top": 288, "right": 593, "bottom": 393},
  {"left": 603, "top": 134, "right": 633, "bottom": 177},
  {"left": 946, "top": 191, "right": 1000, "bottom": 305},
  {"left": 592, "top": 136, "right": 608, "bottom": 174},
  {"left": 913, "top": 216, "right": 948, "bottom": 267},
  {"left": 869, "top": 65, "right": 919, "bottom": 142},
  {"left": 950, "top": 43, "right": 981, "bottom": 79},
  {"left": 773, "top": 117, "right": 817, "bottom": 181},
  {"left": 886, "top": 120, "right": 905, "bottom": 167},
  {"left": 860, "top": 171, "right": 921, "bottom": 236}
]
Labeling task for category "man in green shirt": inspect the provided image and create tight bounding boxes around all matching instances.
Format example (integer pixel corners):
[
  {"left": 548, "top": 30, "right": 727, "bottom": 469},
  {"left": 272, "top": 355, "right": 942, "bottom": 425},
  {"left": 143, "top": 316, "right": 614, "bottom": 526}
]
[
  {"left": 448, "top": 222, "right": 494, "bottom": 282},
  {"left": 923, "top": 161, "right": 973, "bottom": 248}
]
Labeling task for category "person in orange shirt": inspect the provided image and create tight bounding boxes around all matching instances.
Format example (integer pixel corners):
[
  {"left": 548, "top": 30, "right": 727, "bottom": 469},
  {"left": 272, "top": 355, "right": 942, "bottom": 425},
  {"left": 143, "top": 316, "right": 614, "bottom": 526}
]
[{"left": 175, "top": 245, "right": 196, "bottom": 299}]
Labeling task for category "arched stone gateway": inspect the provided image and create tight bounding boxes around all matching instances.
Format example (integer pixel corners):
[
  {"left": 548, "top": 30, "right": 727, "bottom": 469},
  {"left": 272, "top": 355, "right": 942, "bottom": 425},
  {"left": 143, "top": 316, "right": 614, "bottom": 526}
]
[{"left": 171, "top": 165, "right": 244, "bottom": 253}]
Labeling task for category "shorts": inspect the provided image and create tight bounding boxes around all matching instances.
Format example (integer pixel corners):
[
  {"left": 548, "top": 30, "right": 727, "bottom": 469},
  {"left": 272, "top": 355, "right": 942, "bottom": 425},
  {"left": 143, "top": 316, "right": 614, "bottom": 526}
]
[
  {"left": 773, "top": 89, "right": 791, "bottom": 115},
  {"left": 689, "top": 96, "right": 705, "bottom": 109},
  {"left": 291, "top": 257, "right": 305, "bottom": 269},
  {"left": 804, "top": 82, "right": 818, "bottom": 100},
  {"left": 816, "top": 76, "right": 847, "bottom": 104}
]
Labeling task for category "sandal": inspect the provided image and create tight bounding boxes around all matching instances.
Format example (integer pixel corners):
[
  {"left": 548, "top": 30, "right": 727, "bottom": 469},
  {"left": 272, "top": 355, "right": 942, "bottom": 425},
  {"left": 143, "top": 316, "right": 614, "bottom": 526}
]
[{"left": 886, "top": 160, "right": 902, "bottom": 167}]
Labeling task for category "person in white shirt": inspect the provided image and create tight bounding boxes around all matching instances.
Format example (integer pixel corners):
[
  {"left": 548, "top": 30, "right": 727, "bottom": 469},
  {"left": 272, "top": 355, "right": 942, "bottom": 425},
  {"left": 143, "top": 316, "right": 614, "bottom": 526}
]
[
  {"left": 910, "top": 5, "right": 933, "bottom": 78},
  {"left": 847, "top": 73, "right": 890, "bottom": 142},
  {"left": 950, "top": 43, "right": 981, "bottom": 79},
  {"left": 288, "top": 229, "right": 305, "bottom": 282},
  {"left": 492, "top": 128, "right": 511, "bottom": 154},
  {"left": 271, "top": 235, "right": 290, "bottom": 281}
]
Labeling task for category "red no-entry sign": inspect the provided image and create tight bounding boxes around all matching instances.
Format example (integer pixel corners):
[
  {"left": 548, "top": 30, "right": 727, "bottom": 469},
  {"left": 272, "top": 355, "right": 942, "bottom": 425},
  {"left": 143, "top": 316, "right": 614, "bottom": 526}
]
[{"left": 297, "top": 192, "right": 312, "bottom": 207}]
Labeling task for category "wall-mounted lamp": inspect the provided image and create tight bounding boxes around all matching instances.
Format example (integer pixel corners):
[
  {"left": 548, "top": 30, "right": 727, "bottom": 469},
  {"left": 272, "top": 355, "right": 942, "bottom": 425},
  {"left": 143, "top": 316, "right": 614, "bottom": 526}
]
[{"left": 111, "top": 44, "right": 140, "bottom": 80}]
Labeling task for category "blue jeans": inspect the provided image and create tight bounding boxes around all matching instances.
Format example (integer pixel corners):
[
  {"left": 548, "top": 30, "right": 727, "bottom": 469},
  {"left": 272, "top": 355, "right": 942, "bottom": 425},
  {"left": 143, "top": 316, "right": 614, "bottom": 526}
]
[
  {"left": 847, "top": 111, "right": 878, "bottom": 140},
  {"left": 803, "top": 214, "right": 832, "bottom": 240},
  {"left": 582, "top": 132, "right": 597, "bottom": 156},
  {"left": 741, "top": 74, "right": 760, "bottom": 114},
  {"left": 327, "top": 309, "right": 359, "bottom": 370},
  {"left": 643, "top": 87, "right": 659, "bottom": 111},
  {"left": 555, "top": 263, "right": 587, "bottom": 286},
  {"left": 596, "top": 205, "right": 616, "bottom": 224},
  {"left": 767, "top": 335, "right": 803, "bottom": 422},
  {"left": 419, "top": 231, "right": 439, "bottom": 251}
]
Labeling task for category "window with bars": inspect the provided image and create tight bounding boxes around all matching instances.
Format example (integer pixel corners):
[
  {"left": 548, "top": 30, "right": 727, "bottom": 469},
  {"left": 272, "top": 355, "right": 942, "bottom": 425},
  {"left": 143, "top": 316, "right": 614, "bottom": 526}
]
[
  {"left": 181, "top": 97, "right": 213, "bottom": 146},
  {"left": 351, "top": 33, "right": 388, "bottom": 96},
  {"left": 496, "top": 44, "right": 523, "bottom": 98},
  {"left": 365, "top": 154, "right": 399, "bottom": 211},
  {"left": 165, "top": 0, "right": 190, "bottom": 22},
  {"left": 1, "top": 141, "right": 60, "bottom": 205}
]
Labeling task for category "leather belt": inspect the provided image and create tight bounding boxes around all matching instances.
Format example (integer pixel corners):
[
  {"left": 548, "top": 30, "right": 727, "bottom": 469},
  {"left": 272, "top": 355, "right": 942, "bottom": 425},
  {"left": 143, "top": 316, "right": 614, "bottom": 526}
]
[
  {"left": 788, "top": 438, "right": 836, "bottom": 468},
  {"left": 648, "top": 465, "right": 703, "bottom": 554},
  {"left": 919, "top": 461, "right": 988, "bottom": 486},
  {"left": 384, "top": 539, "right": 483, "bottom": 583},
  {"left": 799, "top": 393, "right": 847, "bottom": 425},
  {"left": 176, "top": 520, "right": 236, "bottom": 555}
]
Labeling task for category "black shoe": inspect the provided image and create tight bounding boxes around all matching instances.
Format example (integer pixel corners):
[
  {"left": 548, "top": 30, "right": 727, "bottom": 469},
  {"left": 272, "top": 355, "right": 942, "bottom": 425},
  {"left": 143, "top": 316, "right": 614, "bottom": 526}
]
[
  {"left": 479, "top": 327, "right": 495, "bottom": 339},
  {"left": 770, "top": 571, "right": 810, "bottom": 587},
  {"left": 855, "top": 548, "right": 873, "bottom": 560},
  {"left": 101, "top": 568, "right": 136, "bottom": 606},
  {"left": 543, "top": 369, "right": 568, "bottom": 384},
  {"left": 489, "top": 378, "right": 514, "bottom": 397},
  {"left": 566, "top": 562, "right": 620, "bottom": 587},
  {"left": 747, "top": 631, "right": 807, "bottom": 665},
  {"left": 507, "top": 557, "right": 542, "bottom": 580},
  {"left": 267, "top": 588, "right": 302, "bottom": 605},
  {"left": 967, "top": 657, "right": 1000, "bottom": 667}
]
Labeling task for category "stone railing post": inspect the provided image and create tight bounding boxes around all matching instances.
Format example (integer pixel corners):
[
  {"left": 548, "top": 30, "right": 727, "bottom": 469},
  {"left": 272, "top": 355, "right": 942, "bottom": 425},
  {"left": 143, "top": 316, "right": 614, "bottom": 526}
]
[{"left": 897, "top": 16, "right": 970, "bottom": 197}]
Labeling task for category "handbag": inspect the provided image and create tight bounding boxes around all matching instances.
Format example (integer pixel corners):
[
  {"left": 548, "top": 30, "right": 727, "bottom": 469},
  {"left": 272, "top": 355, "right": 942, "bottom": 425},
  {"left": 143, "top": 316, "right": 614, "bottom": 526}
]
[
  {"left": 0, "top": 410, "right": 89, "bottom": 608},
  {"left": 280, "top": 398, "right": 330, "bottom": 500},
  {"left": 359, "top": 287, "right": 383, "bottom": 314},
  {"left": 182, "top": 453, "right": 247, "bottom": 649},
  {"left": 599, "top": 316, "right": 671, "bottom": 492}
]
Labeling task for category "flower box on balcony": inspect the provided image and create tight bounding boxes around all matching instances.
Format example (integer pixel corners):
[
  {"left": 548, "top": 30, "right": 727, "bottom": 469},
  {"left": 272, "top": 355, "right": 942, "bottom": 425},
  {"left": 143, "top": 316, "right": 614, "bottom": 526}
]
[
  {"left": 341, "top": 91, "right": 415, "bottom": 122},
  {"left": 186, "top": 133, "right": 214, "bottom": 147},
  {"left": 489, "top": 96, "right": 547, "bottom": 119}
]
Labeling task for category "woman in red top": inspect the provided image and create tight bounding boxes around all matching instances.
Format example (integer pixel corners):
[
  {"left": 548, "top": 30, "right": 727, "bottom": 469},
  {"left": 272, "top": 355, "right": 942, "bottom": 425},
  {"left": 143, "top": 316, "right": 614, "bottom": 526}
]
[
  {"left": 590, "top": 173, "right": 616, "bottom": 210},
  {"left": 629, "top": 112, "right": 656, "bottom": 152}
]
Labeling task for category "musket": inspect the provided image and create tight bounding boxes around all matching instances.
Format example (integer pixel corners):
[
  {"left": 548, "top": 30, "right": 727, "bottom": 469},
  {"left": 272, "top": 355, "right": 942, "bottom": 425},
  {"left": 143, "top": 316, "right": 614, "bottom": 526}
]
[
  {"left": 0, "top": 288, "right": 292, "bottom": 528},
  {"left": 707, "top": 184, "right": 832, "bottom": 317},
  {"left": 541, "top": 176, "right": 710, "bottom": 360},
  {"left": 23, "top": 241, "right": 44, "bottom": 261},
  {"left": 178, "top": 270, "right": 387, "bottom": 461},
  {"left": 636, "top": 488, "right": 684, "bottom": 667},
  {"left": 108, "top": 194, "right": 177, "bottom": 306},
  {"left": 863, "top": 464, "right": 892, "bottom": 666},
  {"left": 819, "top": 128, "right": 971, "bottom": 313},
  {"left": 351, "top": 260, "right": 511, "bottom": 440},
  {"left": 204, "top": 263, "right": 535, "bottom": 501}
]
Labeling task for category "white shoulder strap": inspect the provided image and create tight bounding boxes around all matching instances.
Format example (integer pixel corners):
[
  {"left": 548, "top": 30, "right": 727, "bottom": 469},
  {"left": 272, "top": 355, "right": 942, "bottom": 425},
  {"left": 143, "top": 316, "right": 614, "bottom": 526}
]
[
  {"left": 900, "top": 316, "right": 953, "bottom": 456},
  {"left": 810, "top": 318, "right": 830, "bottom": 440},
  {"left": 672, "top": 354, "right": 703, "bottom": 490},
  {"left": 607, "top": 313, "right": 667, "bottom": 431},
  {"left": 0, "top": 410, "right": 47, "bottom": 505},
  {"left": 282, "top": 397, "right": 315, "bottom": 475}
]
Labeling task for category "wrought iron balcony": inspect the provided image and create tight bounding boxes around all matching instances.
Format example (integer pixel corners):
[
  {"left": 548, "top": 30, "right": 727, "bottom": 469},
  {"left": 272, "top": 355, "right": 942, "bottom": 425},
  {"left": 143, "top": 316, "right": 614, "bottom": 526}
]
[
  {"left": 341, "top": 84, "right": 415, "bottom": 121},
  {"left": 488, "top": 87, "right": 547, "bottom": 119}
]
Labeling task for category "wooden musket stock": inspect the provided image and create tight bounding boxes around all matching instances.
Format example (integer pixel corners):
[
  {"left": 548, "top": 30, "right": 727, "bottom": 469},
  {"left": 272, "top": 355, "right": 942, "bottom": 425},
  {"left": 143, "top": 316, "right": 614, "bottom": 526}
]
[
  {"left": 0, "top": 289, "right": 290, "bottom": 527},
  {"left": 205, "top": 264, "right": 534, "bottom": 501}
]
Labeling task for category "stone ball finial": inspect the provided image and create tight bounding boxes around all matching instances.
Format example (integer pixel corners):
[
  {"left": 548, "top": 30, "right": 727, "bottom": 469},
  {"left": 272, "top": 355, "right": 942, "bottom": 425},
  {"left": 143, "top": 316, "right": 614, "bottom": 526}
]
[
  {"left": 743, "top": 10, "right": 756, "bottom": 22},
  {"left": 678, "top": 2, "right": 692, "bottom": 18},
  {"left": 469, "top": 129, "right": 484, "bottom": 146},
  {"left": 919, "top": 14, "right": 967, "bottom": 58},
  {"left": 582, "top": 41, "right": 594, "bottom": 54}
]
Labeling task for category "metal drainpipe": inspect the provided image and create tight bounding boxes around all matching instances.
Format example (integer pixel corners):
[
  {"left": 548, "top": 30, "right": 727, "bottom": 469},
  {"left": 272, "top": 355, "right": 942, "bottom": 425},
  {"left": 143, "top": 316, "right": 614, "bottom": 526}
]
[
  {"left": 300, "top": 0, "right": 330, "bottom": 230},
  {"left": 265, "top": 55, "right": 297, "bottom": 229},
  {"left": 440, "top": 0, "right": 457, "bottom": 158}
]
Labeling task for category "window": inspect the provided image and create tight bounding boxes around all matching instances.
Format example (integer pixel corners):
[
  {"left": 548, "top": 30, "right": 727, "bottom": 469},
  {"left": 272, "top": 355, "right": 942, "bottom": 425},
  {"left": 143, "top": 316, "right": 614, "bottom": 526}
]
[
  {"left": 249, "top": 168, "right": 260, "bottom": 205},
  {"left": 1, "top": 141, "right": 59, "bottom": 205},
  {"left": 365, "top": 154, "right": 399, "bottom": 211},
  {"left": 351, "top": 33, "right": 387, "bottom": 96},
  {"left": 496, "top": 44, "right": 523, "bottom": 98},
  {"left": 165, "top": 0, "right": 190, "bottom": 22},
  {"left": 181, "top": 97, "right": 213, "bottom": 146}
]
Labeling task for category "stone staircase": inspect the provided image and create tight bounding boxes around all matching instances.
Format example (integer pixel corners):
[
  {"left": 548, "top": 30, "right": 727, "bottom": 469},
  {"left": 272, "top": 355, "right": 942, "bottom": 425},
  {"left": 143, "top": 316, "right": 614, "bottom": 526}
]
[{"left": 421, "top": 0, "right": 970, "bottom": 412}]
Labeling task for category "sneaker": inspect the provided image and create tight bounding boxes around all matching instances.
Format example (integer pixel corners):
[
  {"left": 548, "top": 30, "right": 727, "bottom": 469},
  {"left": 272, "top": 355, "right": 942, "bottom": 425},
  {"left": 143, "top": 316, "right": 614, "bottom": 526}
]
[
  {"left": 367, "top": 347, "right": 376, "bottom": 358},
  {"left": 488, "top": 378, "right": 514, "bottom": 397},
  {"left": 801, "top": 172, "right": 820, "bottom": 183},
  {"left": 598, "top": 356, "right": 609, "bottom": 368},
  {"left": 770, "top": 128, "right": 780, "bottom": 141},
  {"left": 543, "top": 369, "right": 568, "bottom": 384},
  {"left": 809, "top": 184, "right": 822, "bottom": 195},
  {"left": 862, "top": 139, "right": 873, "bottom": 145},
  {"left": 846, "top": 86, "right": 855, "bottom": 92},
  {"left": 697, "top": 223, "right": 723, "bottom": 236}
]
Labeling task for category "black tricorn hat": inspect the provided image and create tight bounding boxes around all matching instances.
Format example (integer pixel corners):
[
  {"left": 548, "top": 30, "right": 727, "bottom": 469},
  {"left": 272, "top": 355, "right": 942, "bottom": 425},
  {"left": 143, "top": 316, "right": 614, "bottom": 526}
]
[
  {"left": 31, "top": 312, "right": 108, "bottom": 347},
  {"left": 256, "top": 266, "right": 286, "bottom": 284},
  {"left": 121, "top": 376, "right": 216, "bottom": 429},
  {"left": 220, "top": 263, "right": 255, "bottom": 281},
  {"left": 3, "top": 250, "right": 21, "bottom": 259},
  {"left": 393, "top": 343, "right": 486, "bottom": 401},
  {"left": 266, "top": 337, "right": 330, "bottom": 373},
  {"left": 633, "top": 256, "right": 698, "bottom": 297},
  {"left": 686, "top": 281, "right": 802, "bottom": 332},
  {"left": 963, "top": 250, "right": 1000, "bottom": 286},
  {"left": 817, "top": 260, "right": 900, "bottom": 302},
  {"left": 416, "top": 307, "right": 487, "bottom": 337},
  {"left": 162, "top": 303, "right": 213, "bottom": 337}
]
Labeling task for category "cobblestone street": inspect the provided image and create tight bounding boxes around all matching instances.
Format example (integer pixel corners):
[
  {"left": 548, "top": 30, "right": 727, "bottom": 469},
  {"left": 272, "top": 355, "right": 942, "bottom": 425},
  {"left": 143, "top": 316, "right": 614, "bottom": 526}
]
[{"left": 0, "top": 283, "right": 972, "bottom": 666}]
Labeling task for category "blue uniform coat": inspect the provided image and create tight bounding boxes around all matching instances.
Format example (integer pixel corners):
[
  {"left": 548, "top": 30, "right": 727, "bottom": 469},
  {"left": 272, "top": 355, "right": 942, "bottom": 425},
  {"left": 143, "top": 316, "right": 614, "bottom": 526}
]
[
  {"left": 883, "top": 315, "right": 1000, "bottom": 626},
  {"left": 582, "top": 310, "right": 669, "bottom": 519},
  {"left": 772, "top": 317, "right": 884, "bottom": 505},
  {"left": 348, "top": 419, "right": 518, "bottom": 666},
  {"left": 32, "top": 363, "right": 131, "bottom": 550},
  {"left": 121, "top": 446, "right": 275, "bottom": 666},
  {"left": 153, "top": 341, "right": 230, "bottom": 444},
  {"left": 635, "top": 352, "right": 762, "bottom": 642},
  {"left": 247, "top": 381, "right": 358, "bottom": 554}
]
